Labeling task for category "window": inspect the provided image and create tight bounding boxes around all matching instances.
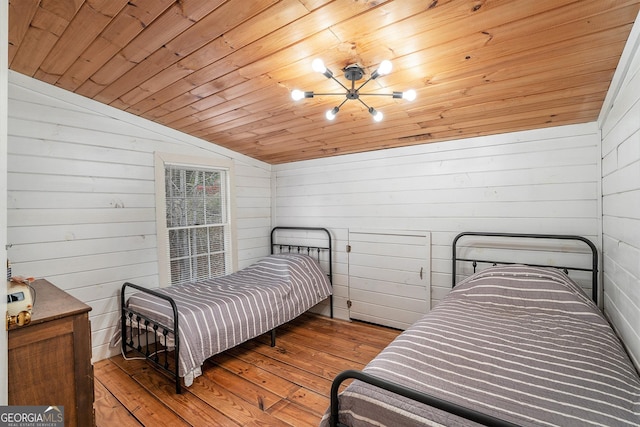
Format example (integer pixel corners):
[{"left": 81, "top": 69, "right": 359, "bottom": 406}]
[{"left": 155, "top": 153, "right": 236, "bottom": 287}]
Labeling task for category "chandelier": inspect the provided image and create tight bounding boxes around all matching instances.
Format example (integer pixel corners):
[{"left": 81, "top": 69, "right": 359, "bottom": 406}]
[{"left": 291, "top": 59, "right": 416, "bottom": 122}]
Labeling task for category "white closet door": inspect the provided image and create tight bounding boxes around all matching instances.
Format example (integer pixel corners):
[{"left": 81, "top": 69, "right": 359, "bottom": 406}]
[{"left": 347, "top": 229, "right": 430, "bottom": 330}]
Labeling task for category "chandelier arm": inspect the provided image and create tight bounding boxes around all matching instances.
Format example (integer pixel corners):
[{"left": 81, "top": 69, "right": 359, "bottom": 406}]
[
  {"left": 357, "top": 97, "right": 372, "bottom": 110},
  {"left": 311, "top": 92, "right": 351, "bottom": 96},
  {"left": 329, "top": 74, "right": 350, "bottom": 92},
  {"left": 355, "top": 92, "right": 396, "bottom": 97},
  {"left": 355, "top": 76, "right": 375, "bottom": 92}
]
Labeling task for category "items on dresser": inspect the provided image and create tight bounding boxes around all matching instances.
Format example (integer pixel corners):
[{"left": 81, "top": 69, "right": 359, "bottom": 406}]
[{"left": 6, "top": 277, "right": 35, "bottom": 328}]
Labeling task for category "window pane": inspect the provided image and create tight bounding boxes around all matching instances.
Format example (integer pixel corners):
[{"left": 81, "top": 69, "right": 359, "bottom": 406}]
[
  {"left": 209, "top": 226, "right": 225, "bottom": 252},
  {"left": 210, "top": 253, "right": 226, "bottom": 277},
  {"left": 166, "top": 198, "right": 185, "bottom": 227},
  {"left": 188, "top": 196, "right": 205, "bottom": 226},
  {"left": 170, "top": 258, "right": 191, "bottom": 284},
  {"left": 166, "top": 168, "right": 186, "bottom": 227},
  {"left": 169, "top": 229, "right": 189, "bottom": 258},
  {"left": 192, "top": 227, "right": 209, "bottom": 255},
  {"left": 192, "top": 255, "right": 210, "bottom": 281}
]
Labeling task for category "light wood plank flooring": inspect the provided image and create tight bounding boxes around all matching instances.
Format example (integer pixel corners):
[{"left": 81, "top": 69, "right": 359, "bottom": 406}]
[{"left": 94, "top": 313, "right": 400, "bottom": 427}]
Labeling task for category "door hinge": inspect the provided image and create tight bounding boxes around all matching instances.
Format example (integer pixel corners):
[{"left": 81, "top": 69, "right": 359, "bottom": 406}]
[
  {"left": 346, "top": 244, "right": 351, "bottom": 253},
  {"left": 347, "top": 300, "right": 352, "bottom": 308}
]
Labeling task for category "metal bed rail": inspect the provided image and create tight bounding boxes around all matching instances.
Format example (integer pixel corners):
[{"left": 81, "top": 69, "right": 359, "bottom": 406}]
[
  {"left": 329, "top": 370, "right": 520, "bottom": 427},
  {"left": 121, "top": 281, "right": 181, "bottom": 393}
]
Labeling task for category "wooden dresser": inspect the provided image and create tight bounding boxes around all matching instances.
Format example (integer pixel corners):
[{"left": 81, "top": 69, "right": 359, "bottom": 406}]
[{"left": 8, "top": 279, "right": 94, "bottom": 427}]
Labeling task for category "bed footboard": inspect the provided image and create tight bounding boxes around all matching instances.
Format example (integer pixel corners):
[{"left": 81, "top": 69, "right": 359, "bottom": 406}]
[
  {"left": 121, "top": 282, "right": 182, "bottom": 394},
  {"left": 329, "top": 370, "right": 519, "bottom": 427}
]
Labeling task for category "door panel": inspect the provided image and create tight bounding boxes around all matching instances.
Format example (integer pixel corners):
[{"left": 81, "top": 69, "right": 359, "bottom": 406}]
[{"left": 348, "top": 230, "right": 430, "bottom": 330}]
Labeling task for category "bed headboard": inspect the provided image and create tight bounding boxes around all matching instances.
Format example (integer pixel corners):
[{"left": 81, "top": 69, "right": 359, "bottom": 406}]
[
  {"left": 452, "top": 232, "right": 598, "bottom": 304},
  {"left": 270, "top": 226, "right": 333, "bottom": 317}
]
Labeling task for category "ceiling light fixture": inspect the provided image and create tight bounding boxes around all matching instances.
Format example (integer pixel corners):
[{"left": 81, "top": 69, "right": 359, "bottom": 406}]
[{"left": 291, "top": 59, "right": 416, "bottom": 122}]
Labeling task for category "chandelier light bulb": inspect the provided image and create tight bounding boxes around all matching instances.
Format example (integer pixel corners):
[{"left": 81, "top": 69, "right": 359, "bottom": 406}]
[
  {"left": 312, "top": 58, "right": 326, "bottom": 74},
  {"left": 369, "top": 107, "right": 383, "bottom": 122},
  {"left": 403, "top": 89, "right": 417, "bottom": 101},
  {"left": 326, "top": 107, "right": 339, "bottom": 120},
  {"left": 291, "top": 89, "right": 305, "bottom": 101},
  {"left": 377, "top": 60, "right": 392, "bottom": 76}
]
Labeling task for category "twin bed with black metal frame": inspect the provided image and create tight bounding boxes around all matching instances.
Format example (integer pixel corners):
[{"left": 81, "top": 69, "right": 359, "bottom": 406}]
[
  {"left": 324, "top": 232, "right": 640, "bottom": 427},
  {"left": 119, "top": 226, "right": 333, "bottom": 393}
]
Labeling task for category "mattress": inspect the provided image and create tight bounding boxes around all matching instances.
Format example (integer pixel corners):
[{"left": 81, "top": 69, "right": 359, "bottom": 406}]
[
  {"left": 322, "top": 265, "right": 640, "bottom": 427},
  {"left": 125, "top": 253, "right": 332, "bottom": 381}
]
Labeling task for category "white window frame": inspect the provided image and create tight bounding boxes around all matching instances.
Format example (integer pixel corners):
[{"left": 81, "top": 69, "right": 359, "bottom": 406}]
[{"left": 155, "top": 152, "right": 237, "bottom": 288}]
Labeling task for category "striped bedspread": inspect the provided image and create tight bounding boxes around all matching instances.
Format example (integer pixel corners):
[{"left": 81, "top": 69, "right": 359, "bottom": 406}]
[
  {"left": 126, "top": 253, "right": 332, "bottom": 381},
  {"left": 323, "top": 265, "right": 640, "bottom": 427}
]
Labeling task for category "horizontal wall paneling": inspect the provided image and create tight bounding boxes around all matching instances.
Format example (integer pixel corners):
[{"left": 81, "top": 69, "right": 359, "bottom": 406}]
[
  {"left": 7, "top": 72, "right": 272, "bottom": 362},
  {"left": 274, "top": 122, "right": 601, "bottom": 312}
]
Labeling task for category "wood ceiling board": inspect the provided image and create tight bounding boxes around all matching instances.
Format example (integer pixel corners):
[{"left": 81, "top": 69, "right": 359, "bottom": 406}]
[
  {"left": 95, "top": 0, "right": 282, "bottom": 105},
  {"left": 54, "top": 0, "right": 177, "bottom": 91},
  {"left": 38, "top": 0, "right": 129, "bottom": 77},
  {"left": 7, "top": 0, "right": 40, "bottom": 64},
  {"left": 8, "top": 0, "right": 640, "bottom": 164}
]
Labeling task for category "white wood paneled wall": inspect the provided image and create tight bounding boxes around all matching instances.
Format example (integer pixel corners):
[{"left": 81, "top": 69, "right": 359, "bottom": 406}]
[
  {"left": 1, "top": 0, "right": 8, "bottom": 405},
  {"left": 272, "top": 123, "right": 602, "bottom": 321},
  {"left": 599, "top": 12, "right": 640, "bottom": 369},
  {"left": 6, "top": 72, "right": 272, "bottom": 362}
]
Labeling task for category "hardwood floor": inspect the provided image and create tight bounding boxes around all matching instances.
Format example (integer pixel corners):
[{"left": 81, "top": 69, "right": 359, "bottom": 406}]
[{"left": 94, "top": 313, "right": 401, "bottom": 427}]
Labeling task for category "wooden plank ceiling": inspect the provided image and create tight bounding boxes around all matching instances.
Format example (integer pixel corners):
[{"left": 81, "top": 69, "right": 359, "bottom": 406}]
[{"left": 8, "top": 0, "right": 640, "bottom": 164}]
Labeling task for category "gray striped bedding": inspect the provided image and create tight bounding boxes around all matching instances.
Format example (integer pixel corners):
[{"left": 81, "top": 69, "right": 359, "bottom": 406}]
[
  {"left": 322, "top": 265, "right": 640, "bottom": 426},
  {"left": 126, "top": 253, "right": 332, "bottom": 383}
]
